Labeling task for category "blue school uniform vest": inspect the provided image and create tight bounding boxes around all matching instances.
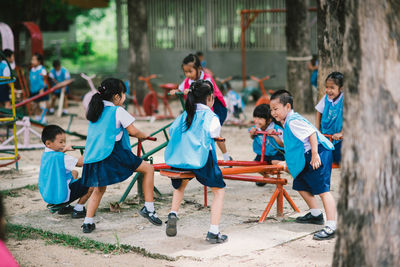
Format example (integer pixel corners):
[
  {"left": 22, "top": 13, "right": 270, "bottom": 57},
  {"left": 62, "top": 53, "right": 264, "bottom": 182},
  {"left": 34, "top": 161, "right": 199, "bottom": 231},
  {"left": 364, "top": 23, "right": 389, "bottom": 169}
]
[
  {"left": 29, "top": 65, "right": 46, "bottom": 94},
  {"left": 252, "top": 123, "right": 284, "bottom": 156},
  {"left": 321, "top": 94, "right": 343, "bottom": 145},
  {"left": 283, "top": 112, "right": 334, "bottom": 179},
  {"left": 165, "top": 109, "right": 216, "bottom": 169},
  {"left": 83, "top": 106, "right": 131, "bottom": 164},
  {"left": 38, "top": 151, "right": 73, "bottom": 204},
  {"left": 0, "top": 61, "right": 10, "bottom": 77},
  {"left": 50, "top": 67, "right": 69, "bottom": 90}
]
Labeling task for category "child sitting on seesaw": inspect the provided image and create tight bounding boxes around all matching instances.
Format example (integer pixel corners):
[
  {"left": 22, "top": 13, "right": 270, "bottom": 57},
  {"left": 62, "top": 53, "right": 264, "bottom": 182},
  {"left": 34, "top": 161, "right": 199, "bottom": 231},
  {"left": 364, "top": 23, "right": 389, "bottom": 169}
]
[
  {"left": 315, "top": 72, "right": 344, "bottom": 165},
  {"left": 270, "top": 90, "right": 337, "bottom": 240},
  {"left": 81, "top": 78, "right": 161, "bottom": 233},
  {"left": 165, "top": 80, "right": 227, "bottom": 244},
  {"left": 39, "top": 125, "right": 93, "bottom": 217},
  {"left": 29, "top": 53, "right": 49, "bottom": 123},
  {"left": 49, "top": 59, "right": 71, "bottom": 115}
]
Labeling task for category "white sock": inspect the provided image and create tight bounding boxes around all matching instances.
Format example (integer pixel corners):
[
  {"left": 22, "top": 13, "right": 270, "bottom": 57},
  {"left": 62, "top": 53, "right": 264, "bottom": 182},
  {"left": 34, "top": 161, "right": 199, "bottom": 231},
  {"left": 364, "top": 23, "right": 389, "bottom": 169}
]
[
  {"left": 209, "top": 224, "right": 219, "bottom": 235},
  {"left": 169, "top": 211, "right": 178, "bottom": 217},
  {"left": 326, "top": 220, "right": 337, "bottom": 231},
  {"left": 83, "top": 217, "right": 94, "bottom": 224},
  {"left": 144, "top": 202, "right": 155, "bottom": 212},
  {"left": 222, "top": 153, "right": 230, "bottom": 161},
  {"left": 74, "top": 204, "right": 84, "bottom": 212},
  {"left": 310, "top": 209, "right": 322, "bottom": 217}
]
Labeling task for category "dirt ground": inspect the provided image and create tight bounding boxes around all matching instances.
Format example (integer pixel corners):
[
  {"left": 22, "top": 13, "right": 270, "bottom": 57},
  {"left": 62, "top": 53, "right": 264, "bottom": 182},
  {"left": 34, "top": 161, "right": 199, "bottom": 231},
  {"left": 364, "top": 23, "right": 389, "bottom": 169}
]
[{"left": 1, "top": 98, "right": 340, "bottom": 266}]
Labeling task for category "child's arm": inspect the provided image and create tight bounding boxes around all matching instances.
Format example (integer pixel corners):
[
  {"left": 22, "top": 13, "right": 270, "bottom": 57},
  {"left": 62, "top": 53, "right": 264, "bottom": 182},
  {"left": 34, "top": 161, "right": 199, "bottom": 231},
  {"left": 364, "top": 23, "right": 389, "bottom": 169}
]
[
  {"left": 309, "top": 132, "right": 321, "bottom": 170},
  {"left": 126, "top": 124, "right": 149, "bottom": 139},
  {"left": 315, "top": 112, "right": 322, "bottom": 131},
  {"left": 249, "top": 127, "right": 257, "bottom": 139},
  {"left": 332, "top": 130, "right": 343, "bottom": 140},
  {"left": 265, "top": 129, "right": 284, "bottom": 146},
  {"left": 76, "top": 155, "right": 84, "bottom": 167}
]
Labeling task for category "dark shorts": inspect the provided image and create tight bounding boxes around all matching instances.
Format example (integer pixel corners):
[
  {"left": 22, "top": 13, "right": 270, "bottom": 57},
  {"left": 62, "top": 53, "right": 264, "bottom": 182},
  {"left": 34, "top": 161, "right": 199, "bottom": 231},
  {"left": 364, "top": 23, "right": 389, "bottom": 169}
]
[
  {"left": 333, "top": 141, "right": 342, "bottom": 164},
  {"left": 81, "top": 140, "right": 143, "bottom": 187},
  {"left": 292, "top": 145, "right": 333, "bottom": 195},
  {"left": 0, "top": 84, "right": 10, "bottom": 102},
  {"left": 67, "top": 180, "right": 89, "bottom": 203},
  {"left": 30, "top": 89, "right": 49, "bottom": 102},
  {"left": 254, "top": 153, "right": 285, "bottom": 164},
  {"left": 171, "top": 150, "right": 225, "bottom": 189},
  {"left": 213, "top": 98, "right": 228, "bottom": 125}
]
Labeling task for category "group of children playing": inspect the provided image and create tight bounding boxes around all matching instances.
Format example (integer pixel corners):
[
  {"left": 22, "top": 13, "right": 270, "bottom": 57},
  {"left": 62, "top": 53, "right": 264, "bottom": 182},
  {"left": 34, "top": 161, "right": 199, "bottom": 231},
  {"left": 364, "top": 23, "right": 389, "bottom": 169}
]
[{"left": 38, "top": 53, "right": 344, "bottom": 244}]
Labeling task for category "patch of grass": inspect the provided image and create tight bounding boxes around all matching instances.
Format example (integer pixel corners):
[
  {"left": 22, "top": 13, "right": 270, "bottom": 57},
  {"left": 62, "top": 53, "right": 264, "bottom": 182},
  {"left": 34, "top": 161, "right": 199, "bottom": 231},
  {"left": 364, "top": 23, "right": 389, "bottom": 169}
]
[
  {"left": 6, "top": 223, "right": 174, "bottom": 261},
  {"left": 23, "top": 184, "right": 38, "bottom": 191},
  {"left": 0, "top": 184, "right": 38, "bottom": 198}
]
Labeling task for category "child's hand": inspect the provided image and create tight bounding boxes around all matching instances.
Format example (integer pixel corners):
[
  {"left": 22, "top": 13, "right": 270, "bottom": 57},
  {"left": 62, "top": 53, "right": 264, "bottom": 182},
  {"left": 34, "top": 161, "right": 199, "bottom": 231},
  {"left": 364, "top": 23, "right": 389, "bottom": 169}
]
[
  {"left": 266, "top": 129, "right": 275, "bottom": 135},
  {"left": 62, "top": 145, "right": 73, "bottom": 152},
  {"left": 310, "top": 152, "right": 322, "bottom": 170},
  {"left": 169, "top": 89, "right": 178, "bottom": 95},
  {"left": 249, "top": 127, "right": 257, "bottom": 137},
  {"left": 278, "top": 161, "right": 287, "bottom": 169},
  {"left": 183, "top": 89, "right": 190, "bottom": 95},
  {"left": 332, "top": 133, "right": 343, "bottom": 140}
]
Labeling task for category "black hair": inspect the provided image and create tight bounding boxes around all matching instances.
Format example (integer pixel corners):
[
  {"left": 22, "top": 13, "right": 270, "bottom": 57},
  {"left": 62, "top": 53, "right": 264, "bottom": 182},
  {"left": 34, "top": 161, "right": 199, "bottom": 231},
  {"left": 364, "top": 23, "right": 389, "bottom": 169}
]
[
  {"left": 53, "top": 59, "right": 61, "bottom": 68},
  {"left": 182, "top": 53, "right": 201, "bottom": 70},
  {"left": 185, "top": 80, "right": 214, "bottom": 131},
  {"left": 311, "top": 54, "right": 318, "bottom": 66},
  {"left": 86, "top": 78, "right": 127, "bottom": 123},
  {"left": 253, "top": 104, "right": 282, "bottom": 127},
  {"left": 3, "top": 49, "right": 13, "bottom": 58},
  {"left": 325, "top": 71, "right": 344, "bottom": 88},
  {"left": 41, "top": 124, "right": 65, "bottom": 144},
  {"left": 195, "top": 51, "right": 204, "bottom": 57},
  {"left": 270, "top": 89, "right": 294, "bottom": 109},
  {"left": 33, "top": 53, "right": 44, "bottom": 65},
  {"left": 0, "top": 195, "right": 5, "bottom": 241}
]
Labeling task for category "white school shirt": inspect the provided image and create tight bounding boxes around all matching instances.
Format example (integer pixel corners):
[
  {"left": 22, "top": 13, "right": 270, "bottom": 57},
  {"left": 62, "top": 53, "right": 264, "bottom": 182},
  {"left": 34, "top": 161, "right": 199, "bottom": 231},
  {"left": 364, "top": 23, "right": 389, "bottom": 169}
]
[
  {"left": 286, "top": 110, "right": 316, "bottom": 153},
  {"left": 31, "top": 65, "right": 47, "bottom": 76},
  {"left": 178, "top": 71, "right": 212, "bottom": 92},
  {"left": 44, "top": 147, "right": 78, "bottom": 202},
  {"left": 49, "top": 69, "right": 71, "bottom": 80},
  {"left": 103, "top": 100, "right": 135, "bottom": 141},
  {"left": 196, "top": 103, "right": 221, "bottom": 150},
  {"left": 315, "top": 92, "right": 344, "bottom": 113}
]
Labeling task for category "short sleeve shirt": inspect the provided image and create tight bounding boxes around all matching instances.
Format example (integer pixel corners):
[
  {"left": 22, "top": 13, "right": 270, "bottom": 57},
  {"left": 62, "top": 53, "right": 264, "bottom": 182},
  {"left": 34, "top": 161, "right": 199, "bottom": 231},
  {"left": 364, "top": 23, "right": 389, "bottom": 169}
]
[{"left": 103, "top": 100, "right": 135, "bottom": 141}]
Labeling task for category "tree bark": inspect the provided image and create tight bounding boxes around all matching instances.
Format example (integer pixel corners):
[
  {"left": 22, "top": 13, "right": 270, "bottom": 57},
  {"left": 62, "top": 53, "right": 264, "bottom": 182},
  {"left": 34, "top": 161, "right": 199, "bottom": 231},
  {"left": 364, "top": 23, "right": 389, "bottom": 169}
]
[
  {"left": 127, "top": 0, "right": 149, "bottom": 103},
  {"left": 286, "top": 0, "right": 312, "bottom": 113},
  {"left": 116, "top": 0, "right": 123, "bottom": 72},
  {"left": 316, "top": 0, "right": 345, "bottom": 101},
  {"left": 333, "top": 0, "right": 400, "bottom": 266}
]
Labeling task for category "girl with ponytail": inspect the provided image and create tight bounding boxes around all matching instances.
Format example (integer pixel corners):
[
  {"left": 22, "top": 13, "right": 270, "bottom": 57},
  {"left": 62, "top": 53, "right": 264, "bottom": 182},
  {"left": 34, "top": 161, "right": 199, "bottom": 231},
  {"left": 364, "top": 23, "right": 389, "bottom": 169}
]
[
  {"left": 81, "top": 78, "right": 162, "bottom": 233},
  {"left": 164, "top": 80, "right": 228, "bottom": 244}
]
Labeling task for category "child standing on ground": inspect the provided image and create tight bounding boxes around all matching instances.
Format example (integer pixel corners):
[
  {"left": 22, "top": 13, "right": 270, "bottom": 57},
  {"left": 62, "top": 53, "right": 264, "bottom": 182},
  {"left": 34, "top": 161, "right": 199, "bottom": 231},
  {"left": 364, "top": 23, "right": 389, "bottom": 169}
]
[
  {"left": 165, "top": 80, "right": 227, "bottom": 244},
  {"left": 49, "top": 59, "right": 71, "bottom": 115},
  {"left": 315, "top": 72, "right": 343, "bottom": 165},
  {"left": 270, "top": 90, "right": 337, "bottom": 240},
  {"left": 0, "top": 49, "right": 14, "bottom": 109},
  {"left": 81, "top": 78, "right": 161, "bottom": 233},
  {"left": 170, "top": 54, "right": 232, "bottom": 162},
  {"left": 39, "top": 125, "right": 93, "bottom": 217},
  {"left": 29, "top": 53, "right": 49, "bottom": 122}
]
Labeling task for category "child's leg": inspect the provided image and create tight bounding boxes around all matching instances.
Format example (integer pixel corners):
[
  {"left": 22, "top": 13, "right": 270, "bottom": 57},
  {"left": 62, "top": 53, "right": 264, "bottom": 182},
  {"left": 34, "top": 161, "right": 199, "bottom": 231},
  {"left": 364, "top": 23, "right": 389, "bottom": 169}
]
[
  {"left": 135, "top": 161, "right": 154, "bottom": 202},
  {"left": 71, "top": 170, "right": 78, "bottom": 180},
  {"left": 86, "top": 186, "right": 107, "bottom": 218},
  {"left": 77, "top": 187, "right": 94, "bottom": 205},
  {"left": 298, "top": 190, "right": 319, "bottom": 209},
  {"left": 171, "top": 179, "right": 190, "bottom": 213},
  {"left": 210, "top": 187, "right": 225, "bottom": 226},
  {"left": 319, "top": 192, "right": 336, "bottom": 221}
]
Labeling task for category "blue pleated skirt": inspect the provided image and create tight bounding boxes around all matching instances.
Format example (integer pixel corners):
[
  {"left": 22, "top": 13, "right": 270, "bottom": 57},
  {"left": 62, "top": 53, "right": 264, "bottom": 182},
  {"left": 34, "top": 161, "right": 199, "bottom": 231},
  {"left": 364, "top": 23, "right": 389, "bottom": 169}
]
[
  {"left": 81, "top": 140, "right": 143, "bottom": 187},
  {"left": 213, "top": 98, "right": 228, "bottom": 125}
]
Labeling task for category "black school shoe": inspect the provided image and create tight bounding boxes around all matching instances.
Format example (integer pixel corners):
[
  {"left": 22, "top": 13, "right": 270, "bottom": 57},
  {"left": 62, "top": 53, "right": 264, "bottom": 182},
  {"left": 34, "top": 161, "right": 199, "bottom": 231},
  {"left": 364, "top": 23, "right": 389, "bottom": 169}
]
[
  {"left": 71, "top": 207, "right": 86, "bottom": 219},
  {"left": 81, "top": 223, "right": 96, "bottom": 233},
  {"left": 313, "top": 226, "right": 336, "bottom": 240},
  {"left": 295, "top": 212, "right": 324, "bottom": 225},
  {"left": 139, "top": 206, "right": 162, "bottom": 226},
  {"left": 57, "top": 205, "right": 74, "bottom": 215},
  {"left": 206, "top": 232, "right": 228, "bottom": 244},
  {"left": 166, "top": 213, "right": 178, "bottom": 237}
]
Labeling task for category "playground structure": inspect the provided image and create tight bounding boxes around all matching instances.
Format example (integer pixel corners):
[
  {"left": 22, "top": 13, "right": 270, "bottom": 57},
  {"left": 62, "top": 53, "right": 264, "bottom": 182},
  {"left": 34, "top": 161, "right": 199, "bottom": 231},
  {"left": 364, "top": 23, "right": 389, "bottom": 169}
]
[
  {"left": 81, "top": 73, "right": 98, "bottom": 112},
  {"left": 251, "top": 74, "right": 276, "bottom": 106}
]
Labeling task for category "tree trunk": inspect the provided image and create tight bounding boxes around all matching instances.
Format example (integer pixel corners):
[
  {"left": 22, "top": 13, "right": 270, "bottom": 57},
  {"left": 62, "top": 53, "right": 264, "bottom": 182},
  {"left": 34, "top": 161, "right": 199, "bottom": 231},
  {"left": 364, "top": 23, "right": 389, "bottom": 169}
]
[
  {"left": 286, "top": 0, "right": 312, "bottom": 113},
  {"left": 316, "top": 0, "right": 345, "bottom": 101},
  {"left": 127, "top": 0, "right": 149, "bottom": 103},
  {"left": 116, "top": 0, "right": 123, "bottom": 72},
  {"left": 333, "top": 1, "right": 400, "bottom": 266}
]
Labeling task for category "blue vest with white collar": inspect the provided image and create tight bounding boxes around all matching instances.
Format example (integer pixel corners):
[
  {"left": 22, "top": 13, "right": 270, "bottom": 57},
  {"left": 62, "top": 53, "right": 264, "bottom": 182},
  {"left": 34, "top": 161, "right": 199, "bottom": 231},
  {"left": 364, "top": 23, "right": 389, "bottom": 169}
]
[
  {"left": 84, "top": 106, "right": 131, "bottom": 164},
  {"left": 50, "top": 67, "right": 69, "bottom": 90},
  {"left": 165, "top": 109, "right": 216, "bottom": 169},
  {"left": 29, "top": 65, "right": 46, "bottom": 94},
  {"left": 321, "top": 94, "right": 343, "bottom": 145},
  {"left": 284, "top": 112, "right": 334, "bottom": 179},
  {"left": 252, "top": 123, "right": 284, "bottom": 156},
  {"left": 0, "top": 61, "right": 10, "bottom": 77},
  {"left": 38, "top": 151, "right": 72, "bottom": 204}
]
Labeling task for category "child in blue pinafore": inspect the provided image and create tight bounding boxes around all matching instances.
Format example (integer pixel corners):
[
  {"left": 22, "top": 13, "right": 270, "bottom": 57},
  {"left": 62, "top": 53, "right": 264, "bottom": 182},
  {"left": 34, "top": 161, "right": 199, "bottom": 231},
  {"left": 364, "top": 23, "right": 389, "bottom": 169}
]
[
  {"left": 49, "top": 59, "right": 71, "bottom": 115},
  {"left": 29, "top": 53, "right": 48, "bottom": 122},
  {"left": 0, "top": 49, "right": 14, "bottom": 109},
  {"left": 165, "top": 80, "right": 228, "bottom": 244},
  {"left": 270, "top": 90, "right": 337, "bottom": 241},
  {"left": 315, "top": 72, "right": 344, "bottom": 165},
  {"left": 81, "top": 78, "right": 161, "bottom": 233},
  {"left": 38, "top": 125, "right": 93, "bottom": 217}
]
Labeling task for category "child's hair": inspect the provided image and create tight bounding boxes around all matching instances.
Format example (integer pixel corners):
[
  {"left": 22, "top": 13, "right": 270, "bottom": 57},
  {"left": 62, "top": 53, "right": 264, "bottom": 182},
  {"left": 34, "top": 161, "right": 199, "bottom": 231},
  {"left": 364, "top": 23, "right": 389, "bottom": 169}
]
[
  {"left": 185, "top": 80, "right": 214, "bottom": 131},
  {"left": 33, "top": 53, "right": 44, "bottom": 65},
  {"left": 2, "top": 49, "right": 13, "bottom": 58},
  {"left": 53, "top": 59, "right": 61, "bottom": 68},
  {"left": 182, "top": 53, "right": 201, "bottom": 70},
  {"left": 86, "top": 78, "right": 127, "bottom": 123},
  {"left": 325, "top": 72, "right": 344, "bottom": 88},
  {"left": 0, "top": 195, "right": 5, "bottom": 241},
  {"left": 195, "top": 51, "right": 203, "bottom": 58},
  {"left": 270, "top": 90, "right": 294, "bottom": 109},
  {"left": 311, "top": 54, "right": 318, "bottom": 66},
  {"left": 41, "top": 125, "right": 65, "bottom": 144},
  {"left": 253, "top": 104, "right": 271, "bottom": 121}
]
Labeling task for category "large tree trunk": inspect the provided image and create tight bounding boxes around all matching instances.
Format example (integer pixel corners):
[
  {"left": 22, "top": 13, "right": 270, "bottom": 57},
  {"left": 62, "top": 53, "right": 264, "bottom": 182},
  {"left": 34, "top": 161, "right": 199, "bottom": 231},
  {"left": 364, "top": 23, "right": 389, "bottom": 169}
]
[
  {"left": 333, "top": 1, "right": 400, "bottom": 266},
  {"left": 316, "top": 0, "right": 345, "bottom": 101},
  {"left": 127, "top": 0, "right": 149, "bottom": 103},
  {"left": 286, "top": 0, "right": 312, "bottom": 113},
  {"left": 116, "top": 0, "right": 123, "bottom": 73}
]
